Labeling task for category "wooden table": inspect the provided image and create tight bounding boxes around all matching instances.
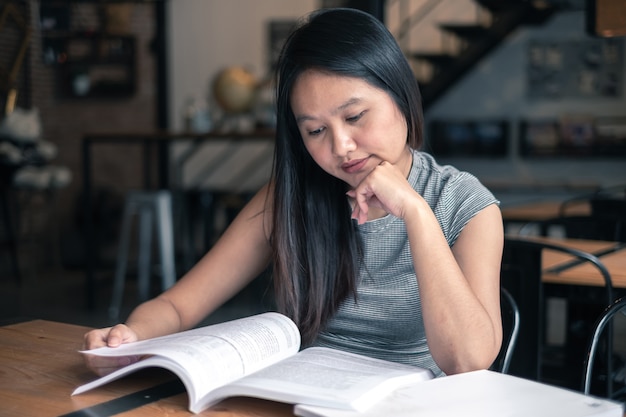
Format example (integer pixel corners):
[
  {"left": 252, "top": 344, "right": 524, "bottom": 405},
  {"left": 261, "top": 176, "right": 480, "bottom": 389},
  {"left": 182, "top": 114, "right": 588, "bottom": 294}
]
[
  {"left": 501, "top": 200, "right": 593, "bottom": 237},
  {"left": 3, "top": 318, "right": 625, "bottom": 417},
  {"left": 503, "top": 235, "right": 625, "bottom": 292},
  {"left": 519, "top": 235, "right": 626, "bottom": 288},
  {"left": 501, "top": 200, "right": 591, "bottom": 224},
  {"left": 543, "top": 242, "right": 626, "bottom": 288},
  {"left": 0, "top": 320, "right": 294, "bottom": 417}
]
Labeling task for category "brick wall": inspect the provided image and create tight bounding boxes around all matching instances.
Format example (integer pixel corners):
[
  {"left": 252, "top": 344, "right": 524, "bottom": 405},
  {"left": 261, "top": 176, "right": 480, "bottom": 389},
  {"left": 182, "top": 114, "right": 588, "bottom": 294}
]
[{"left": 4, "top": 1, "right": 159, "bottom": 268}]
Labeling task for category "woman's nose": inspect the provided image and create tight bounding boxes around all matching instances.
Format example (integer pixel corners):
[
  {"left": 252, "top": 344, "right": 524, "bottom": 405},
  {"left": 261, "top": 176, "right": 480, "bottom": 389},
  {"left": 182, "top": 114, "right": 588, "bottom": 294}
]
[{"left": 331, "top": 129, "right": 356, "bottom": 157}]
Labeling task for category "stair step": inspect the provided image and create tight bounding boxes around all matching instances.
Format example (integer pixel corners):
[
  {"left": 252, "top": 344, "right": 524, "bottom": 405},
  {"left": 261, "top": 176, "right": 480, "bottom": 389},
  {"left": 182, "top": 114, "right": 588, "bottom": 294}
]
[
  {"left": 401, "top": 0, "right": 558, "bottom": 110},
  {"left": 439, "top": 24, "right": 493, "bottom": 40},
  {"left": 476, "top": 0, "right": 557, "bottom": 25},
  {"left": 410, "top": 53, "right": 456, "bottom": 66},
  {"left": 475, "top": 0, "right": 537, "bottom": 13},
  {"left": 521, "top": 7, "right": 556, "bottom": 25}
]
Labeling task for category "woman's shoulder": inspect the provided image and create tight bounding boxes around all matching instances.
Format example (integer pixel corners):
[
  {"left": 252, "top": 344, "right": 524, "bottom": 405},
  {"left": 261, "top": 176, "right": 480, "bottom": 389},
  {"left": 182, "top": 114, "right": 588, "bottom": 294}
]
[
  {"left": 411, "top": 151, "right": 475, "bottom": 188},
  {"left": 411, "top": 150, "right": 496, "bottom": 204},
  {"left": 411, "top": 151, "right": 498, "bottom": 243}
]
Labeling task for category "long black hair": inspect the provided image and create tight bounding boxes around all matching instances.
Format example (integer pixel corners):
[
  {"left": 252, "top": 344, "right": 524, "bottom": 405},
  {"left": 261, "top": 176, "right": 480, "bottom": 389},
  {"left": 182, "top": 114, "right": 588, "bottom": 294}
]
[{"left": 270, "top": 8, "right": 423, "bottom": 344}]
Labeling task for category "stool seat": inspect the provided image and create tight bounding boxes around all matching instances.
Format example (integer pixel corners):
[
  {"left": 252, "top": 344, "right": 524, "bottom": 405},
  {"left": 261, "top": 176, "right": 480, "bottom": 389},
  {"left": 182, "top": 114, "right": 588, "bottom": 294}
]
[{"left": 109, "top": 190, "right": 177, "bottom": 321}]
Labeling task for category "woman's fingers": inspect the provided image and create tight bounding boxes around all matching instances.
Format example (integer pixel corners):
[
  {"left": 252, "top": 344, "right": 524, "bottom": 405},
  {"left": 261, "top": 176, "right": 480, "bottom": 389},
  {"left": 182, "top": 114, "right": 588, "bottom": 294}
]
[
  {"left": 82, "top": 324, "right": 141, "bottom": 376},
  {"left": 83, "top": 324, "right": 138, "bottom": 350},
  {"left": 346, "top": 189, "right": 370, "bottom": 224},
  {"left": 349, "top": 161, "right": 417, "bottom": 223}
]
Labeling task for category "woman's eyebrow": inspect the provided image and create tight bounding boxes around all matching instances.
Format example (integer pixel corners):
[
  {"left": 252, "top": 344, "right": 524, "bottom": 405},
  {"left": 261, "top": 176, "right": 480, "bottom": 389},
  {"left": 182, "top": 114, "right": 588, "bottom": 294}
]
[
  {"left": 295, "top": 114, "right": 315, "bottom": 124},
  {"left": 295, "top": 97, "right": 363, "bottom": 124},
  {"left": 336, "top": 97, "right": 362, "bottom": 113}
]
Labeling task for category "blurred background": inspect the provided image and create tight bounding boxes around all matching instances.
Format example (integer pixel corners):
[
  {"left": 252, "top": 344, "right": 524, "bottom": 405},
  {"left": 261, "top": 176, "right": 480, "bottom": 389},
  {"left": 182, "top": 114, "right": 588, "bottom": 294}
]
[{"left": 0, "top": 0, "right": 624, "bottom": 330}]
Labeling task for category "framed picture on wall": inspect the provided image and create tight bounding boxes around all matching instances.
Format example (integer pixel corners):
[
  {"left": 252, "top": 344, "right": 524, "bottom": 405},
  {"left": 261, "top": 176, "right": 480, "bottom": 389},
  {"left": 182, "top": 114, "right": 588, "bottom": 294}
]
[
  {"left": 268, "top": 20, "right": 297, "bottom": 73},
  {"left": 527, "top": 38, "right": 623, "bottom": 99},
  {"left": 594, "top": 117, "right": 626, "bottom": 155},
  {"left": 427, "top": 120, "right": 509, "bottom": 158},
  {"left": 560, "top": 114, "right": 594, "bottom": 149},
  {"left": 519, "top": 119, "right": 560, "bottom": 157}
]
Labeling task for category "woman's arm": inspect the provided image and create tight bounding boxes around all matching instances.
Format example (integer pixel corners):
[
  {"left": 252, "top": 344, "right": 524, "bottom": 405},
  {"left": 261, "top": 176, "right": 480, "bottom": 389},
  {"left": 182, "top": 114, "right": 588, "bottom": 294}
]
[
  {"left": 405, "top": 202, "right": 503, "bottom": 374},
  {"left": 124, "top": 184, "right": 274, "bottom": 340},
  {"left": 349, "top": 160, "right": 503, "bottom": 375},
  {"left": 83, "top": 184, "right": 273, "bottom": 358}
]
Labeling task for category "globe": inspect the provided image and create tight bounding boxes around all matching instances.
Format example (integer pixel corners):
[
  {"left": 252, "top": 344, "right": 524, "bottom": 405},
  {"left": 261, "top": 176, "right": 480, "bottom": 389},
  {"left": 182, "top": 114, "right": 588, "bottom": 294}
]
[{"left": 212, "top": 67, "right": 257, "bottom": 113}]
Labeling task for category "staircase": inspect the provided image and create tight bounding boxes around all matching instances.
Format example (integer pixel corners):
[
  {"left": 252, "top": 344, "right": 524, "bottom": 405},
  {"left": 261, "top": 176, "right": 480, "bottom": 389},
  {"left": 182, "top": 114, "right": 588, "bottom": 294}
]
[{"left": 388, "top": 0, "right": 558, "bottom": 110}]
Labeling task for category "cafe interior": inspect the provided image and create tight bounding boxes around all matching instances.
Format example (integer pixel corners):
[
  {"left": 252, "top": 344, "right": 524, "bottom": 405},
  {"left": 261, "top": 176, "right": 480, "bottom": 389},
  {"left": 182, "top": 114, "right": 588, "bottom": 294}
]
[{"left": 0, "top": 0, "right": 625, "bottom": 405}]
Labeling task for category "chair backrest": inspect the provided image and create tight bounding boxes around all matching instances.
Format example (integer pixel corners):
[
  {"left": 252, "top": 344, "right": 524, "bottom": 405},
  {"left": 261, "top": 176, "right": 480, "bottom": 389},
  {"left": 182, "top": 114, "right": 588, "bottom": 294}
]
[
  {"left": 591, "top": 197, "right": 626, "bottom": 218},
  {"left": 554, "top": 215, "right": 626, "bottom": 243},
  {"left": 558, "top": 186, "right": 626, "bottom": 242},
  {"left": 559, "top": 184, "right": 626, "bottom": 216},
  {"left": 500, "top": 237, "right": 614, "bottom": 381},
  {"left": 491, "top": 287, "right": 520, "bottom": 374},
  {"left": 500, "top": 238, "right": 544, "bottom": 380},
  {"left": 583, "top": 296, "right": 626, "bottom": 398}
]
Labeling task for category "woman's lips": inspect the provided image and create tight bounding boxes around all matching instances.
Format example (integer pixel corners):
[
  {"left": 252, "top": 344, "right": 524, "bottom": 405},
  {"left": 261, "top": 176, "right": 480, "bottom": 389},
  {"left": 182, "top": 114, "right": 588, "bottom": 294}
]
[{"left": 341, "top": 157, "right": 369, "bottom": 174}]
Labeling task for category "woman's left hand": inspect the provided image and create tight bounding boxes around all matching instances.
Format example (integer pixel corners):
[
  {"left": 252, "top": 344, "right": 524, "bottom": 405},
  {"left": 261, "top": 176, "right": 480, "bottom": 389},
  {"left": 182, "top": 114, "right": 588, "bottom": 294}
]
[{"left": 346, "top": 160, "right": 419, "bottom": 224}]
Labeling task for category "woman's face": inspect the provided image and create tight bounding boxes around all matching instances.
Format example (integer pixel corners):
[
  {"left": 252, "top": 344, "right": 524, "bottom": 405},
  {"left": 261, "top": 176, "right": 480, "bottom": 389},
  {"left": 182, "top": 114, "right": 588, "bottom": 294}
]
[{"left": 290, "top": 69, "right": 412, "bottom": 189}]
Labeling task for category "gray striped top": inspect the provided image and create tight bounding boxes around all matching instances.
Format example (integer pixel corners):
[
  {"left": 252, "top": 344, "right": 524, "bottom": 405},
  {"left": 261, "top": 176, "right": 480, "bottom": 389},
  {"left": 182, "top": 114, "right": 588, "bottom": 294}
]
[{"left": 312, "top": 150, "right": 499, "bottom": 377}]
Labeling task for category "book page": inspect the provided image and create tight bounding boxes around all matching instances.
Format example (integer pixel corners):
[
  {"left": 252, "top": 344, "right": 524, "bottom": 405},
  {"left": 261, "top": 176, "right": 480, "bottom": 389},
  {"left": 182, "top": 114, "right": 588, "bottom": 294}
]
[
  {"left": 294, "top": 370, "right": 624, "bottom": 417},
  {"left": 73, "top": 312, "right": 300, "bottom": 409},
  {"left": 197, "top": 347, "right": 433, "bottom": 413}
]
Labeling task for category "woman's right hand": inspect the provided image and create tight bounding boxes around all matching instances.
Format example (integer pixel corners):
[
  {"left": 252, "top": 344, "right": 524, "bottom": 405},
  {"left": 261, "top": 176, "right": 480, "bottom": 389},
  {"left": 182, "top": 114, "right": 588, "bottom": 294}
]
[{"left": 82, "top": 324, "right": 141, "bottom": 376}]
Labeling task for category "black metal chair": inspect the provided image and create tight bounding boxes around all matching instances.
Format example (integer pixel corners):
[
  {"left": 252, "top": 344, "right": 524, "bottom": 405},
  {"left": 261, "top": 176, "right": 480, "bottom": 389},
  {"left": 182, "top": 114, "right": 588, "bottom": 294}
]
[
  {"left": 501, "top": 237, "right": 614, "bottom": 387},
  {"left": 558, "top": 186, "right": 626, "bottom": 242},
  {"left": 490, "top": 287, "right": 520, "bottom": 374},
  {"left": 583, "top": 296, "right": 626, "bottom": 399},
  {"left": 516, "top": 185, "right": 626, "bottom": 241}
]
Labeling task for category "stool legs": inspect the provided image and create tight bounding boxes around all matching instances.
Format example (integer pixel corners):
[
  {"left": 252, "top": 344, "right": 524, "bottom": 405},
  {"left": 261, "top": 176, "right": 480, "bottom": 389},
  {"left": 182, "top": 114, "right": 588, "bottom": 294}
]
[
  {"left": 109, "top": 191, "right": 176, "bottom": 322},
  {"left": 156, "top": 193, "right": 176, "bottom": 291},
  {"left": 109, "top": 199, "right": 135, "bottom": 320},
  {"left": 137, "top": 204, "right": 153, "bottom": 302}
]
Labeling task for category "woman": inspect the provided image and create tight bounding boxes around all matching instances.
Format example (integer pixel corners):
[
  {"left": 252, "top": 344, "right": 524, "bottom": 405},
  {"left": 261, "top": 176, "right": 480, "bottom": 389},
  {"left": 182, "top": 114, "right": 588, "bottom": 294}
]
[{"left": 83, "top": 8, "right": 504, "bottom": 378}]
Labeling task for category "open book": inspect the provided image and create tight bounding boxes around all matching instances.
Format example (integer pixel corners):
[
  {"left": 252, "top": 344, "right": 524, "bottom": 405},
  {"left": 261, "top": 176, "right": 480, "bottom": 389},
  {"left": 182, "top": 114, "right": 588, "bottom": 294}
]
[{"left": 73, "top": 312, "right": 433, "bottom": 414}]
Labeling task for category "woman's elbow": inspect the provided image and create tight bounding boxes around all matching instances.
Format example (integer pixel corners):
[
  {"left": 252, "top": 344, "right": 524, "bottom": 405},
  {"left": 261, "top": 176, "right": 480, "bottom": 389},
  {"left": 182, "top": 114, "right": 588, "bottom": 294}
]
[{"left": 440, "top": 335, "right": 503, "bottom": 375}]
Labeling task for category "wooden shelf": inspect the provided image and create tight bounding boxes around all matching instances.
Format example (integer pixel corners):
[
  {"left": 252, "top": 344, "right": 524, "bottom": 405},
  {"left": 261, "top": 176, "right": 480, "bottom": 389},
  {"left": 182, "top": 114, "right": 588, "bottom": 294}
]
[{"left": 45, "top": 33, "right": 136, "bottom": 99}]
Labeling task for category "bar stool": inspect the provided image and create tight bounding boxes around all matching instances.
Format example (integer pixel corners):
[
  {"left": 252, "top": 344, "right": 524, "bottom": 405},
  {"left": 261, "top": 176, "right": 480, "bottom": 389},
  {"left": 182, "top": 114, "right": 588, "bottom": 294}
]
[{"left": 109, "top": 190, "right": 177, "bottom": 321}]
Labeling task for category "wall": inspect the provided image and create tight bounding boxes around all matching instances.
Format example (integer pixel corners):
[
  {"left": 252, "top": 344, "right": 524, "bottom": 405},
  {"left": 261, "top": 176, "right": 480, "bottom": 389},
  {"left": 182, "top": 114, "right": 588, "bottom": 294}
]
[
  {"left": 10, "top": 1, "right": 624, "bottom": 271},
  {"left": 30, "top": 2, "right": 158, "bottom": 196},
  {"left": 423, "top": 11, "right": 626, "bottom": 205},
  {"left": 15, "top": 1, "right": 159, "bottom": 270},
  {"left": 166, "top": 0, "right": 318, "bottom": 132},
  {"left": 11, "top": 0, "right": 314, "bottom": 272},
  {"left": 167, "top": 3, "right": 625, "bottom": 206}
]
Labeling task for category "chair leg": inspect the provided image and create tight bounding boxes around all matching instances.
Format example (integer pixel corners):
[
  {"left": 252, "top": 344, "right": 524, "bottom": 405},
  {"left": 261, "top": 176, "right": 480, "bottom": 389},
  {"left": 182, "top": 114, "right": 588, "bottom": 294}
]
[{"left": 109, "top": 201, "right": 135, "bottom": 321}]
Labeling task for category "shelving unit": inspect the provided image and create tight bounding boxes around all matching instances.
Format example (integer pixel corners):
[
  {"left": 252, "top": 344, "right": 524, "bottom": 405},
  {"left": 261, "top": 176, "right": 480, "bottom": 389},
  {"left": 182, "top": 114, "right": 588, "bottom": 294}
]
[
  {"left": 39, "top": 4, "right": 136, "bottom": 99},
  {"left": 520, "top": 117, "right": 626, "bottom": 158}
]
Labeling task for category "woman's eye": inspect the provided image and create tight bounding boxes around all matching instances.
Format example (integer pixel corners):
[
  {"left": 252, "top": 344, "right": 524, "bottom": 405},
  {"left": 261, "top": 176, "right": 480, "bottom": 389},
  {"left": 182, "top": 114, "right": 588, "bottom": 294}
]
[
  {"left": 308, "top": 127, "right": 324, "bottom": 136},
  {"left": 346, "top": 112, "right": 365, "bottom": 123}
]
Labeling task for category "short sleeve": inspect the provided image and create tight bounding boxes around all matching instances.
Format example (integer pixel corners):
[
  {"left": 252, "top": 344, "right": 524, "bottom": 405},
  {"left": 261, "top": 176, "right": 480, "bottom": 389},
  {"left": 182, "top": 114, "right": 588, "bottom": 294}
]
[{"left": 432, "top": 171, "right": 499, "bottom": 246}]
